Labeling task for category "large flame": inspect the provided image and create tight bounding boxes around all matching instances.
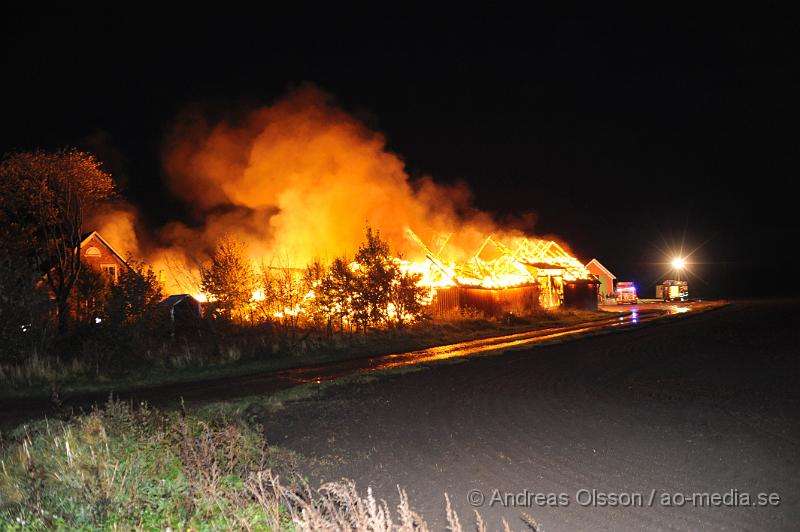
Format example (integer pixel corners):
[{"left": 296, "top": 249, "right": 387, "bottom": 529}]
[
  {"left": 88, "top": 84, "right": 590, "bottom": 304},
  {"left": 400, "top": 230, "right": 591, "bottom": 291}
]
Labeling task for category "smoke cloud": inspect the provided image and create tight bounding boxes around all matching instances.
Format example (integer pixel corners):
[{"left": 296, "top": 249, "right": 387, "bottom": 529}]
[{"left": 96, "top": 85, "right": 539, "bottom": 294}]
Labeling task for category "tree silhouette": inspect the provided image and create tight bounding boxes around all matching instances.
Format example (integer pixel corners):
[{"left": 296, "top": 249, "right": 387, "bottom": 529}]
[
  {"left": 108, "top": 259, "right": 163, "bottom": 324},
  {"left": 0, "top": 149, "right": 115, "bottom": 335},
  {"left": 389, "top": 270, "right": 427, "bottom": 328},
  {"left": 353, "top": 226, "right": 398, "bottom": 331},
  {"left": 325, "top": 256, "right": 356, "bottom": 334},
  {"left": 200, "top": 237, "right": 256, "bottom": 322},
  {"left": 301, "top": 258, "right": 333, "bottom": 333}
]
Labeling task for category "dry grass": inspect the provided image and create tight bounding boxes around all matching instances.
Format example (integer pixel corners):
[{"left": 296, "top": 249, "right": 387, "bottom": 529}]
[
  {"left": 0, "top": 306, "right": 608, "bottom": 397},
  {"left": 0, "top": 399, "right": 544, "bottom": 530},
  {"left": 250, "top": 473, "right": 544, "bottom": 532},
  {"left": 0, "top": 351, "right": 94, "bottom": 389}
]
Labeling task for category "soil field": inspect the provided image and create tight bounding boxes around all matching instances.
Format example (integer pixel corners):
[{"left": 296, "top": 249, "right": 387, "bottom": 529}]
[{"left": 262, "top": 300, "right": 799, "bottom": 530}]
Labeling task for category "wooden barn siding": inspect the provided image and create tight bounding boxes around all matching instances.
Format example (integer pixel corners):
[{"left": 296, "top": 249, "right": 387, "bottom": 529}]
[{"left": 430, "top": 285, "right": 540, "bottom": 316}]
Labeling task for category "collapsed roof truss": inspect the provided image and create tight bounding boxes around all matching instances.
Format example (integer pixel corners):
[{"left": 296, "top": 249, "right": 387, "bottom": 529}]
[{"left": 405, "top": 229, "right": 592, "bottom": 288}]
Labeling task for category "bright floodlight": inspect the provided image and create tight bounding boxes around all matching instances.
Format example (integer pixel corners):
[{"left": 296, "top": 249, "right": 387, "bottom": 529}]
[{"left": 672, "top": 257, "right": 686, "bottom": 270}]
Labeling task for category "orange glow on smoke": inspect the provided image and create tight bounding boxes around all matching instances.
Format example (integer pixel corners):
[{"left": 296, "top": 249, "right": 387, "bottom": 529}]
[{"left": 88, "top": 85, "right": 590, "bottom": 303}]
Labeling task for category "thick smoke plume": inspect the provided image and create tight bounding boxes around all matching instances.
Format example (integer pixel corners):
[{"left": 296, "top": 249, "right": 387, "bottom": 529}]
[{"left": 94, "top": 85, "right": 536, "bottom": 294}]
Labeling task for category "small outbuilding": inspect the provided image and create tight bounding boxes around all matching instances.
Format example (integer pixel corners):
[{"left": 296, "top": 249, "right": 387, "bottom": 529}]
[
  {"left": 585, "top": 259, "right": 616, "bottom": 299},
  {"left": 160, "top": 294, "right": 203, "bottom": 325}
]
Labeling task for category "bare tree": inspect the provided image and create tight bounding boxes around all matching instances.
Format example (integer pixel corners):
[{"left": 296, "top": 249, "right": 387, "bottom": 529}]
[
  {"left": 260, "top": 258, "right": 305, "bottom": 333},
  {"left": 301, "top": 258, "right": 332, "bottom": 333},
  {"left": 0, "top": 149, "right": 115, "bottom": 335}
]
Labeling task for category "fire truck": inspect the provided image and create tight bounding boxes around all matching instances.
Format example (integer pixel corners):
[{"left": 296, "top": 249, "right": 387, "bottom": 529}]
[
  {"left": 615, "top": 282, "right": 638, "bottom": 304},
  {"left": 656, "top": 280, "right": 689, "bottom": 302}
]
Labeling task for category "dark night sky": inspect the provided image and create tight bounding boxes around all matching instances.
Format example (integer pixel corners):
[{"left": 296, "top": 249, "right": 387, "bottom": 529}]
[{"left": 2, "top": 7, "right": 798, "bottom": 297}]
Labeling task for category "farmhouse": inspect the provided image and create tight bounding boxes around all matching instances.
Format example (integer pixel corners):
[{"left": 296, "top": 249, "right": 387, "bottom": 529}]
[
  {"left": 79, "top": 231, "right": 129, "bottom": 282},
  {"left": 584, "top": 258, "right": 616, "bottom": 300},
  {"left": 69, "top": 231, "right": 133, "bottom": 320}
]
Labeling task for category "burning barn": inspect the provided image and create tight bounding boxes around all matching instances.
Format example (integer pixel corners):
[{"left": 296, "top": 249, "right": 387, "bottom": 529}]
[{"left": 403, "top": 231, "right": 599, "bottom": 315}]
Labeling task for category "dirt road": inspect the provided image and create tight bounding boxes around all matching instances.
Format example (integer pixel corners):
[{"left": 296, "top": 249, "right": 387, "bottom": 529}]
[{"left": 264, "top": 300, "right": 800, "bottom": 531}]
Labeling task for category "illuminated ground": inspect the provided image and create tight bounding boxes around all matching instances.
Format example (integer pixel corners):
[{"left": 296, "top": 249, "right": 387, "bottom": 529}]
[{"left": 262, "top": 300, "right": 800, "bottom": 531}]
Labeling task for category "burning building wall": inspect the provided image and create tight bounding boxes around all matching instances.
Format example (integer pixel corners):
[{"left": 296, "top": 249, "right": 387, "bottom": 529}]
[
  {"left": 404, "top": 231, "right": 596, "bottom": 313},
  {"left": 430, "top": 285, "right": 540, "bottom": 316}
]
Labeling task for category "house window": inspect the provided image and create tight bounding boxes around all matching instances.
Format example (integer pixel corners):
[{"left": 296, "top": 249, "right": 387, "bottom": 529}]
[
  {"left": 100, "top": 264, "right": 118, "bottom": 281},
  {"left": 85, "top": 246, "right": 101, "bottom": 257}
]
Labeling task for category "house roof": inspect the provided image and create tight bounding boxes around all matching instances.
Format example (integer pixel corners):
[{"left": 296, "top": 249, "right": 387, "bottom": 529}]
[
  {"left": 585, "top": 258, "right": 616, "bottom": 279},
  {"left": 80, "top": 231, "right": 130, "bottom": 268},
  {"left": 160, "top": 294, "right": 200, "bottom": 307}
]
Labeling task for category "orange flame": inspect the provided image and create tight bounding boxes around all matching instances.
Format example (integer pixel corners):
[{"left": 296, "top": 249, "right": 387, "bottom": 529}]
[{"left": 90, "top": 85, "right": 589, "bottom": 305}]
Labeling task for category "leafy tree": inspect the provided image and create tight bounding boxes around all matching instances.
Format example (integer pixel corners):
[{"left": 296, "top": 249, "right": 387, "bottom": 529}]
[
  {"left": 75, "top": 265, "right": 110, "bottom": 324},
  {"left": 389, "top": 271, "right": 428, "bottom": 328},
  {"left": 0, "top": 243, "right": 52, "bottom": 361},
  {"left": 324, "top": 256, "right": 356, "bottom": 334},
  {"left": 353, "top": 226, "right": 396, "bottom": 331},
  {"left": 0, "top": 149, "right": 115, "bottom": 334},
  {"left": 107, "top": 259, "right": 163, "bottom": 324},
  {"left": 200, "top": 237, "right": 256, "bottom": 322}
]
